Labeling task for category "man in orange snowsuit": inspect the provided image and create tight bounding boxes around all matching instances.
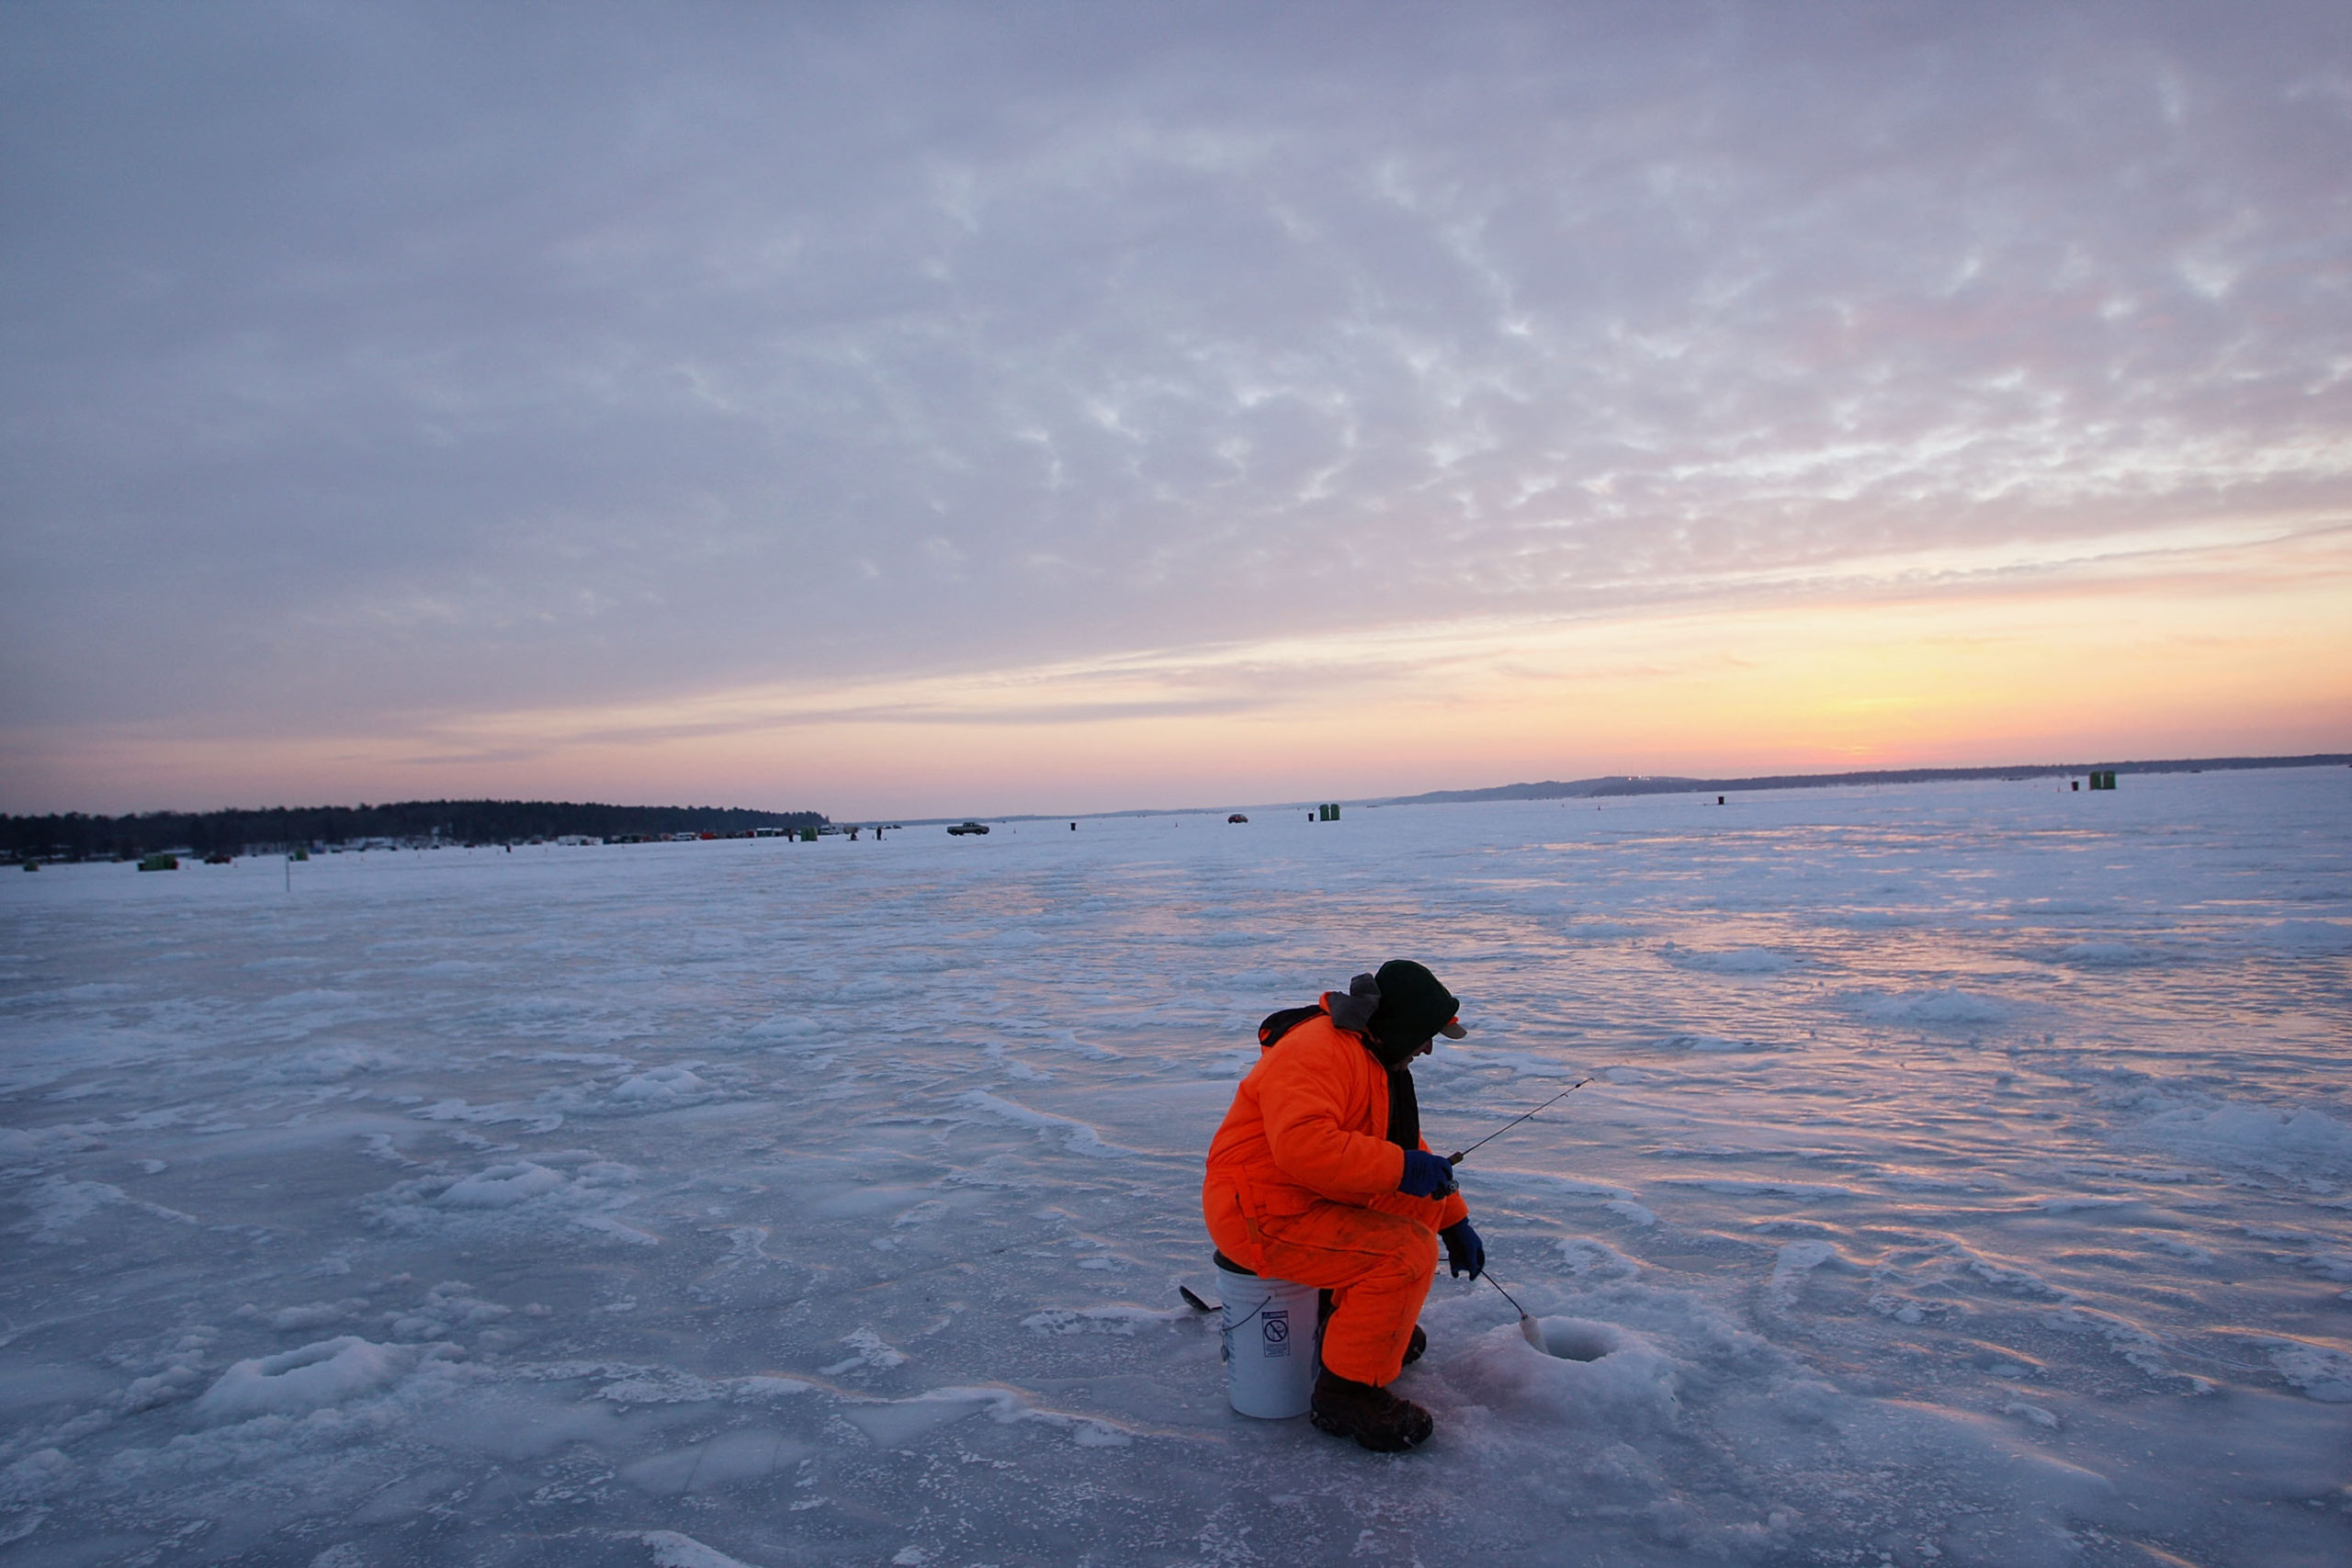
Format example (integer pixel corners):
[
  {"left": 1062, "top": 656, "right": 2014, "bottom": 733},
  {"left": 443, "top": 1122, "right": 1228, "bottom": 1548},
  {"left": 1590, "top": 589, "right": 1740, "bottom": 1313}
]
[{"left": 1202, "top": 959, "right": 1485, "bottom": 1450}]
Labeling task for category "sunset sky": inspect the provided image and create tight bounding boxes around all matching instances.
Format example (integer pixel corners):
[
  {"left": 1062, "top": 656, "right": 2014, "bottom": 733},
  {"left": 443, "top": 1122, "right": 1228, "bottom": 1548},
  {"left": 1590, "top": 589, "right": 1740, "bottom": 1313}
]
[{"left": 5, "top": 2, "right": 2347, "bottom": 818}]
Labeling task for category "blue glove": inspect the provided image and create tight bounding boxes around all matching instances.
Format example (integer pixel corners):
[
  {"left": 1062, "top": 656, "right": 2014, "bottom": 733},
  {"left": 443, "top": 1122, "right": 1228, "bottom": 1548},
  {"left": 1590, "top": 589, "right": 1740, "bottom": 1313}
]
[
  {"left": 1441, "top": 1220, "right": 1485, "bottom": 1280},
  {"left": 1398, "top": 1149, "right": 1456, "bottom": 1199}
]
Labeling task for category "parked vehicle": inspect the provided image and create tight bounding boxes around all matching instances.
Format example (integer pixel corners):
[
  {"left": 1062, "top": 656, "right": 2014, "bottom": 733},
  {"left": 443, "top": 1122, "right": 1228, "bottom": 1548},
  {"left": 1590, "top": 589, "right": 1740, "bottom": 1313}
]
[
  {"left": 1227, "top": 814, "right": 1249, "bottom": 823},
  {"left": 947, "top": 821, "right": 990, "bottom": 836}
]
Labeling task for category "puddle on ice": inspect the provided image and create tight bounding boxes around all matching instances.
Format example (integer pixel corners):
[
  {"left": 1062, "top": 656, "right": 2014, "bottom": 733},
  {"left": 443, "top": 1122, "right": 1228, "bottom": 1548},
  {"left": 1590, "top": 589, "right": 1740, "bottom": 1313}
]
[{"left": 3, "top": 770, "right": 2350, "bottom": 1566}]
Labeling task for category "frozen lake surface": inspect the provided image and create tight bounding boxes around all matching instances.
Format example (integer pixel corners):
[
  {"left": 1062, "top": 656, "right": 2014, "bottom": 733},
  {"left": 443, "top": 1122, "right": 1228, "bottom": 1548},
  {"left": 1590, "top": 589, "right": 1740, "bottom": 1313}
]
[{"left": 3, "top": 770, "right": 2348, "bottom": 1567}]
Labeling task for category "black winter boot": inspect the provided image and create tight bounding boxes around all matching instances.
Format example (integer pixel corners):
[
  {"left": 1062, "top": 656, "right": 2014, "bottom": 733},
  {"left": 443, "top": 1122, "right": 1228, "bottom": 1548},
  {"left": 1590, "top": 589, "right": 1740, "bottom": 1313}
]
[{"left": 1310, "top": 1367, "right": 1434, "bottom": 1451}]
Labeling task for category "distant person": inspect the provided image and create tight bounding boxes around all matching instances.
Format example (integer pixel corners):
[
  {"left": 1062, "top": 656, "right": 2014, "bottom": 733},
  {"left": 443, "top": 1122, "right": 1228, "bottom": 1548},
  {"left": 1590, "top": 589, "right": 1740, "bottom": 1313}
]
[{"left": 1202, "top": 960, "right": 1481, "bottom": 1450}]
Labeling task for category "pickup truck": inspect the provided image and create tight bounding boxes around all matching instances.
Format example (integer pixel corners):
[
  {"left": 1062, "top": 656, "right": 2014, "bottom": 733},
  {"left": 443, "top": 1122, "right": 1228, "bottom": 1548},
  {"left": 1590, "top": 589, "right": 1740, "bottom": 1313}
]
[{"left": 946, "top": 821, "right": 990, "bottom": 836}]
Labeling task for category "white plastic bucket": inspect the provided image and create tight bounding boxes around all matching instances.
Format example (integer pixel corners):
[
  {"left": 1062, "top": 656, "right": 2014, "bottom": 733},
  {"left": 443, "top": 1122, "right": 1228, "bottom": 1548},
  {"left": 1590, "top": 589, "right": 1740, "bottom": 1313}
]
[{"left": 1216, "top": 1257, "right": 1321, "bottom": 1418}]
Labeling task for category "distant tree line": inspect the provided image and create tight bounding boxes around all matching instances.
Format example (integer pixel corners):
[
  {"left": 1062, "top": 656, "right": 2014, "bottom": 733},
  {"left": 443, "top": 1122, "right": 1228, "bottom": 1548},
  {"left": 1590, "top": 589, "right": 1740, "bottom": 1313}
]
[{"left": 2, "top": 799, "right": 830, "bottom": 862}]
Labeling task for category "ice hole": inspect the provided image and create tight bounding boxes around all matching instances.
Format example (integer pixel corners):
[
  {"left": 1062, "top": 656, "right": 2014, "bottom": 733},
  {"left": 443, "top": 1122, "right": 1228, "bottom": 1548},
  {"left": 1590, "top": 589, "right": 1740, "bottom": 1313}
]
[{"left": 1532, "top": 1319, "right": 1618, "bottom": 1362}]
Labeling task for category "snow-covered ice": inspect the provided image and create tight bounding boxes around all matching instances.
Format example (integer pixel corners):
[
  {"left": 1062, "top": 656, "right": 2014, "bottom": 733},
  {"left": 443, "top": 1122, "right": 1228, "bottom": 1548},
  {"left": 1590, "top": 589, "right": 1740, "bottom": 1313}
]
[{"left": 3, "top": 768, "right": 2349, "bottom": 1566}]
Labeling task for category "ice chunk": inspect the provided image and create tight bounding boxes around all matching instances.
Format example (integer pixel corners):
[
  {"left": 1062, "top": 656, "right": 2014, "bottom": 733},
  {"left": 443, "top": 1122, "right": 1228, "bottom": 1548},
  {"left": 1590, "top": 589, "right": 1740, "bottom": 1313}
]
[
  {"left": 608, "top": 1066, "right": 712, "bottom": 1103},
  {"left": 268, "top": 1299, "right": 368, "bottom": 1332},
  {"left": 2266, "top": 1340, "right": 2352, "bottom": 1402},
  {"left": 2, "top": 1448, "right": 74, "bottom": 1504},
  {"left": 192, "top": 1337, "right": 420, "bottom": 1423},
  {"left": 1762, "top": 1240, "right": 1849, "bottom": 1313},
  {"left": 437, "top": 1162, "right": 568, "bottom": 1208}
]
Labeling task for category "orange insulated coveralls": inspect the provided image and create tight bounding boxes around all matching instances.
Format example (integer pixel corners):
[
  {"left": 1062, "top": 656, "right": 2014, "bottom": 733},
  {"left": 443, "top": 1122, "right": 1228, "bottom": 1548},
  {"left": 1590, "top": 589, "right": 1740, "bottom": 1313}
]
[{"left": 1202, "top": 1002, "right": 1467, "bottom": 1386}]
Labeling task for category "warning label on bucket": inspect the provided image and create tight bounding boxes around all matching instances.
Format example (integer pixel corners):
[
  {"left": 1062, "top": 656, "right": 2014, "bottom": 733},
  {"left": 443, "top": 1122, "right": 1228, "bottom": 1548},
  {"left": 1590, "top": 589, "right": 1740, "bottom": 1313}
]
[{"left": 1261, "top": 1308, "right": 1290, "bottom": 1356}]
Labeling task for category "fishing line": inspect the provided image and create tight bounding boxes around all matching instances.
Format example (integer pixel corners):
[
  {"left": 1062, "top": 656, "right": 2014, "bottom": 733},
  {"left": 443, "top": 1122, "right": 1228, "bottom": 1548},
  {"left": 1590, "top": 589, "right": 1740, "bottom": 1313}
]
[
  {"left": 1479, "top": 1269, "right": 1532, "bottom": 1319},
  {"left": 1475, "top": 1268, "right": 1547, "bottom": 1348}
]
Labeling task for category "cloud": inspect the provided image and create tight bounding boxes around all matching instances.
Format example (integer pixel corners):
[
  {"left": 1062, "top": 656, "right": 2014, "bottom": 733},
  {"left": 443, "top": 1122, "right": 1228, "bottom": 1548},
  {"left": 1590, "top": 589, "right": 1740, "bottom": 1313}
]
[{"left": 2, "top": 2, "right": 2347, "bottom": 807}]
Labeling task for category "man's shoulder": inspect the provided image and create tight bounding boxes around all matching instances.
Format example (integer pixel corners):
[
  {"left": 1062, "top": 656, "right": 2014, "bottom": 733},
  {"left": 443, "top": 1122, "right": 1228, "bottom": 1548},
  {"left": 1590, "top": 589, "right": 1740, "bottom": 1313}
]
[
  {"left": 1267, "top": 1009, "right": 1375, "bottom": 1069},
  {"left": 1256, "top": 1003, "right": 1328, "bottom": 1050}
]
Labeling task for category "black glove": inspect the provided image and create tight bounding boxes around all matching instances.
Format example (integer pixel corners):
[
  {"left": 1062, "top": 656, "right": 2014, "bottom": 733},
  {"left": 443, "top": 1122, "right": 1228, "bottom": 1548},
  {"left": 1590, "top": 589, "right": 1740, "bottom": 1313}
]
[
  {"left": 1397, "top": 1149, "right": 1456, "bottom": 1199},
  {"left": 1441, "top": 1219, "right": 1485, "bottom": 1279}
]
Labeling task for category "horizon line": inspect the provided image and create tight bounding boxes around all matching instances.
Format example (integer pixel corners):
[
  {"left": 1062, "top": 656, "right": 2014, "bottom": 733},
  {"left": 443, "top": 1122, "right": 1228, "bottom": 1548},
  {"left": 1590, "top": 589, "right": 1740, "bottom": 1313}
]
[{"left": 9, "top": 750, "right": 2346, "bottom": 829}]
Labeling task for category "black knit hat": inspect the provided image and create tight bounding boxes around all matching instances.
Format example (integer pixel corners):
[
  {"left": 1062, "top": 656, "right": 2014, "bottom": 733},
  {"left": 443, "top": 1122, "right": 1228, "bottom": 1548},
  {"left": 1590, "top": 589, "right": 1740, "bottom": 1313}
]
[{"left": 1366, "top": 959, "right": 1464, "bottom": 1061}]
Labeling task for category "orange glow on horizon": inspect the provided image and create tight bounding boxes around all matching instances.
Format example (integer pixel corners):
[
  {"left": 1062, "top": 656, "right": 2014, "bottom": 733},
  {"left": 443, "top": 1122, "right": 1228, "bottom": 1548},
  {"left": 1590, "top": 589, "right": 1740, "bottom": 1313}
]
[{"left": 9, "top": 544, "right": 2347, "bottom": 818}]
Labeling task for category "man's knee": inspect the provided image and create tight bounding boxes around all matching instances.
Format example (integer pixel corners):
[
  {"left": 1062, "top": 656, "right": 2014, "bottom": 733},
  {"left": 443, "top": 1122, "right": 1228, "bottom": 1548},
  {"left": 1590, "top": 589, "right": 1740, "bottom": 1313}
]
[
  {"left": 1258, "top": 1207, "right": 1437, "bottom": 1291},
  {"left": 1334, "top": 1211, "right": 1438, "bottom": 1292},
  {"left": 1406, "top": 1223, "right": 1439, "bottom": 1278},
  {"left": 1371, "top": 1223, "right": 1439, "bottom": 1292}
]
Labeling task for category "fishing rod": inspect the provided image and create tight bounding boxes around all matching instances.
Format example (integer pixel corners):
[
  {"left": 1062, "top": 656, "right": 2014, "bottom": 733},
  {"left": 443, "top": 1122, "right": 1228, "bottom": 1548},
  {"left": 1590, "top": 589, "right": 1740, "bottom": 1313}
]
[
  {"left": 1445, "top": 1077, "right": 1591, "bottom": 1168},
  {"left": 1422, "top": 1075, "right": 1595, "bottom": 1200}
]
